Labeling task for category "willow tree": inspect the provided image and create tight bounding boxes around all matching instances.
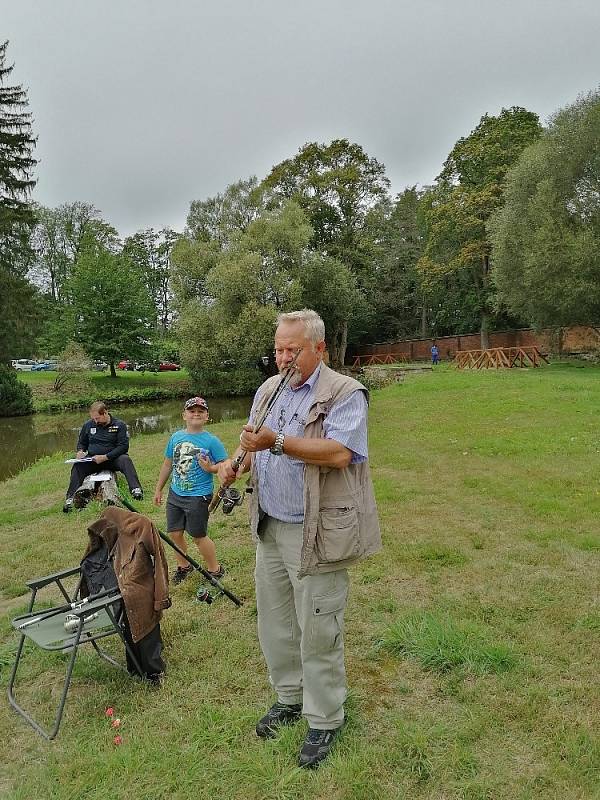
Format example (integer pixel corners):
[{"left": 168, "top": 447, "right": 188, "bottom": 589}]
[{"left": 489, "top": 91, "right": 600, "bottom": 330}]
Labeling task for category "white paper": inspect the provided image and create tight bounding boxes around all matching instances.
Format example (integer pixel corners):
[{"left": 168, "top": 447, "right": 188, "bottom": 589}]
[{"left": 88, "top": 471, "right": 112, "bottom": 482}]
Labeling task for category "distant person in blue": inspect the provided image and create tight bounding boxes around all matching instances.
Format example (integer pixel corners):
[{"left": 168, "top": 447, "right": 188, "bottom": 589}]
[
  {"left": 431, "top": 343, "right": 440, "bottom": 365},
  {"left": 153, "top": 397, "right": 228, "bottom": 585}
]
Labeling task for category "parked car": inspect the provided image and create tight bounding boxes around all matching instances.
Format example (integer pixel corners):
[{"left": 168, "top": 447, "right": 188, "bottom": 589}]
[
  {"left": 12, "top": 359, "right": 37, "bottom": 371},
  {"left": 31, "top": 361, "right": 52, "bottom": 371},
  {"left": 135, "top": 362, "right": 159, "bottom": 373},
  {"left": 158, "top": 361, "right": 181, "bottom": 371},
  {"left": 117, "top": 360, "right": 135, "bottom": 371},
  {"left": 91, "top": 361, "right": 108, "bottom": 371}
]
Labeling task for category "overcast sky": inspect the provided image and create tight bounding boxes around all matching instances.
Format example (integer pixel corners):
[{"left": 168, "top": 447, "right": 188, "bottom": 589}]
[{"left": 2, "top": 0, "right": 599, "bottom": 237}]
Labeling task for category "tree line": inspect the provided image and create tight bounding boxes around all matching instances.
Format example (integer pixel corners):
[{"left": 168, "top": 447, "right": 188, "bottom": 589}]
[{"left": 2, "top": 38, "right": 599, "bottom": 400}]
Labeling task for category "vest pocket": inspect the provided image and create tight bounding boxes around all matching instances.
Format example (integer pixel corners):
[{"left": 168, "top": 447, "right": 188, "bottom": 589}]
[{"left": 316, "top": 507, "right": 360, "bottom": 563}]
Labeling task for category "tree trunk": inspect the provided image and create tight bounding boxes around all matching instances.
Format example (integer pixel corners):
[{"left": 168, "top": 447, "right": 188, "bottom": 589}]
[
  {"left": 480, "top": 255, "right": 490, "bottom": 349},
  {"left": 480, "top": 311, "right": 490, "bottom": 349},
  {"left": 420, "top": 299, "right": 427, "bottom": 338},
  {"left": 552, "top": 327, "right": 564, "bottom": 355},
  {"left": 327, "top": 320, "right": 348, "bottom": 369},
  {"left": 338, "top": 320, "right": 348, "bottom": 368},
  {"left": 110, "top": 362, "right": 116, "bottom": 378},
  {"left": 328, "top": 335, "right": 339, "bottom": 369}
]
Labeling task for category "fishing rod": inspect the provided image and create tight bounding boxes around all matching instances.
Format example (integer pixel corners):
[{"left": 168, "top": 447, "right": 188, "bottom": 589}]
[
  {"left": 119, "top": 496, "right": 243, "bottom": 607},
  {"left": 207, "top": 349, "right": 302, "bottom": 514},
  {"left": 15, "top": 586, "right": 120, "bottom": 631}
]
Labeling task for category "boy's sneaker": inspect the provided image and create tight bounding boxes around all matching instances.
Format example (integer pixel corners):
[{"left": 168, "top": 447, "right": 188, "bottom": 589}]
[
  {"left": 256, "top": 702, "right": 302, "bottom": 738},
  {"left": 62, "top": 497, "right": 74, "bottom": 513},
  {"left": 131, "top": 488, "right": 143, "bottom": 501},
  {"left": 172, "top": 565, "right": 193, "bottom": 585},
  {"left": 207, "top": 564, "right": 225, "bottom": 580}
]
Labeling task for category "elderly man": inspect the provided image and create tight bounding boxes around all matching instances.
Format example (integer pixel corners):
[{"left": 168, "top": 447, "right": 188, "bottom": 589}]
[
  {"left": 63, "top": 401, "right": 143, "bottom": 512},
  {"left": 218, "top": 309, "right": 381, "bottom": 768}
]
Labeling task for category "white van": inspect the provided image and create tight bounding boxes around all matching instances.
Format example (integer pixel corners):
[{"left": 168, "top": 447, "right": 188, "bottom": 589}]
[{"left": 12, "top": 359, "right": 38, "bottom": 371}]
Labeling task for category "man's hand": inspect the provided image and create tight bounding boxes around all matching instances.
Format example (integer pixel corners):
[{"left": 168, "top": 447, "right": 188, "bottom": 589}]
[
  {"left": 153, "top": 489, "right": 163, "bottom": 506},
  {"left": 239, "top": 425, "right": 277, "bottom": 453},
  {"left": 76, "top": 450, "right": 87, "bottom": 459},
  {"left": 92, "top": 454, "right": 109, "bottom": 465}
]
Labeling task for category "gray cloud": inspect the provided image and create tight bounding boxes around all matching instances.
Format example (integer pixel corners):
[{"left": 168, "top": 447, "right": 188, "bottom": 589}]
[{"left": 3, "top": 0, "right": 599, "bottom": 236}]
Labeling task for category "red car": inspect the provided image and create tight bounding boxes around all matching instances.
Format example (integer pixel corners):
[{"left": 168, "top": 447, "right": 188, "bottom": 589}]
[
  {"left": 158, "top": 361, "right": 181, "bottom": 371},
  {"left": 117, "top": 360, "right": 135, "bottom": 370}
]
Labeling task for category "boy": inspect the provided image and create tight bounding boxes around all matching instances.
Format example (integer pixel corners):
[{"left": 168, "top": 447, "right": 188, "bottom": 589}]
[{"left": 153, "top": 397, "right": 227, "bottom": 584}]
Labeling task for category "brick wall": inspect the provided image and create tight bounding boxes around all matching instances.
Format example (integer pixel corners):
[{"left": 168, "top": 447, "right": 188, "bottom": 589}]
[{"left": 349, "top": 326, "right": 600, "bottom": 363}]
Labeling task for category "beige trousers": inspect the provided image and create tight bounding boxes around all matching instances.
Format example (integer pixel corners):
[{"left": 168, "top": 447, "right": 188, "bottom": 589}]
[{"left": 255, "top": 515, "right": 349, "bottom": 729}]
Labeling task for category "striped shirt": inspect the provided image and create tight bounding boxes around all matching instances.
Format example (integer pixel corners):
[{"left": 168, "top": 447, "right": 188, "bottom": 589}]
[{"left": 250, "top": 363, "right": 368, "bottom": 523}]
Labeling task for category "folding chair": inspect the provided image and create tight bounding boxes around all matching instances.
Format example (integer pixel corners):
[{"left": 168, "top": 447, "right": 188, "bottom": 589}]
[{"left": 7, "top": 565, "right": 143, "bottom": 740}]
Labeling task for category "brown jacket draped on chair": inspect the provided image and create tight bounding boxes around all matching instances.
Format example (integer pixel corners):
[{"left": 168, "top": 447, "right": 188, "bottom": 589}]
[{"left": 84, "top": 506, "right": 171, "bottom": 643}]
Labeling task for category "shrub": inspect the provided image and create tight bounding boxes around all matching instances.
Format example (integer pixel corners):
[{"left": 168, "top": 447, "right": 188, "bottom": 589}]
[
  {"left": 0, "top": 366, "right": 33, "bottom": 416},
  {"left": 189, "top": 366, "right": 263, "bottom": 396},
  {"left": 34, "top": 385, "right": 190, "bottom": 413}
]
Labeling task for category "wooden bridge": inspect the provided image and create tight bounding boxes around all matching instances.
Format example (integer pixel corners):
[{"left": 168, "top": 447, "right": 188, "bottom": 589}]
[
  {"left": 351, "top": 353, "right": 409, "bottom": 367},
  {"left": 453, "top": 346, "right": 549, "bottom": 369}
]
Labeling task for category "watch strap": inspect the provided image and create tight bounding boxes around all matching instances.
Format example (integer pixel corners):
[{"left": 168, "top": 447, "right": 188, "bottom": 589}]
[{"left": 270, "top": 432, "right": 285, "bottom": 455}]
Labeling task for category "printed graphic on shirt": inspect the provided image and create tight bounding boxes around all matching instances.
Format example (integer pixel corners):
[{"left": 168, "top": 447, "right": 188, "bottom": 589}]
[
  {"left": 166, "top": 429, "right": 227, "bottom": 496},
  {"left": 173, "top": 441, "right": 208, "bottom": 492}
]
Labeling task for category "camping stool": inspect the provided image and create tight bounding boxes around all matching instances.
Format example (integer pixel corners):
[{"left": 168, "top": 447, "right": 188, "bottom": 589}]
[{"left": 7, "top": 565, "right": 144, "bottom": 740}]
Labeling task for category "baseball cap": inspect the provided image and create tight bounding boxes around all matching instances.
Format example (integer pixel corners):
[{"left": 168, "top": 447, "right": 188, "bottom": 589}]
[{"left": 184, "top": 396, "right": 209, "bottom": 411}]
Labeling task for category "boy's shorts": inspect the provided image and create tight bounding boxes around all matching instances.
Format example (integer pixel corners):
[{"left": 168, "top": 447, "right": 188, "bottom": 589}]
[{"left": 166, "top": 489, "right": 212, "bottom": 538}]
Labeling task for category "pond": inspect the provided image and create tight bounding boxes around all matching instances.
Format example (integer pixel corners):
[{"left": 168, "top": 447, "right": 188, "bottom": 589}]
[{"left": 0, "top": 396, "right": 251, "bottom": 483}]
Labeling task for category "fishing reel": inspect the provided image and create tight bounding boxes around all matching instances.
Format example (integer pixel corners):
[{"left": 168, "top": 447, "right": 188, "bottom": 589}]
[
  {"left": 220, "top": 486, "right": 243, "bottom": 515},
  {"left": 195, "top": 587, "right": 215, "bottom": 605},
  {"left": 64, "top": 610, "right": 99, "bottom": 633}
]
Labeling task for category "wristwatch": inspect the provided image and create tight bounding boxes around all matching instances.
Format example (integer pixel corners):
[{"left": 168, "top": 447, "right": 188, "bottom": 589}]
[{"left": 270, "top": 432, "right": 285, "bottom": 456}]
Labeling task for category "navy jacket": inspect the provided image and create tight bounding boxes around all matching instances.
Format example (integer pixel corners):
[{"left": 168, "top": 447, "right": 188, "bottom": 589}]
[{"left": 76, "top": 415, "right": 130, "bottom": 461}]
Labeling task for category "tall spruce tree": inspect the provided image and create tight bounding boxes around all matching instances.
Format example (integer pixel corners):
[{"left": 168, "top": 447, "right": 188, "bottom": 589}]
[{"left": 0, "top": 40, "right": 38, "bottom": 364}]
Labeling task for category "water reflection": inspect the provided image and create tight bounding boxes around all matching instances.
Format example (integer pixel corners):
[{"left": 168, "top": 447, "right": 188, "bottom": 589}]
[{"left": 0, "top": 396, "right": 251, "bottom": 482}]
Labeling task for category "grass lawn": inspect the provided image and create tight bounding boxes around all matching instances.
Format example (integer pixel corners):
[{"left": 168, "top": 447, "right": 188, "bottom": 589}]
[
  {"left": 1, "top": 362, "right": 599, "bottom": 799},
  {"left": 19, "top": 369, "right": 192, "bottom": 412}
]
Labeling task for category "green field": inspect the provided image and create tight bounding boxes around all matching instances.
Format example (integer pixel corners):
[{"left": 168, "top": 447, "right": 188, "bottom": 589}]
[
  {"left": 1, "top": 363, "right": 599, "bottom": 799},
  {"left": 19, "top": 369, "right": 192, "bottom": 412}
]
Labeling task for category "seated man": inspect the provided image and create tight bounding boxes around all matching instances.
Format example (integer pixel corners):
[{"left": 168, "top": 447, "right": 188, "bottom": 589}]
[{"left": 63, "top": 401, "right": 143, "bottom": 512}]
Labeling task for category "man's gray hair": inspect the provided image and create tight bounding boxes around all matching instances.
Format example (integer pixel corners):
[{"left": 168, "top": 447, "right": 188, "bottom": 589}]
[{"left": 277, "top": 309, "right": 325, "bottom": 344}]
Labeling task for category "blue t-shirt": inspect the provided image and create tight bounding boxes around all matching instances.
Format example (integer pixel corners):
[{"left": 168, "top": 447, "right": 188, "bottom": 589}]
[{"left": 165, "top": 429, "right": 228, "bottom": 497}]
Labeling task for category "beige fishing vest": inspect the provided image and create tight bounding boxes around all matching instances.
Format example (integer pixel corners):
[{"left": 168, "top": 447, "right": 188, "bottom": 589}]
[{"left": 247, "top": 363, "right": 381, "bottom": 578}]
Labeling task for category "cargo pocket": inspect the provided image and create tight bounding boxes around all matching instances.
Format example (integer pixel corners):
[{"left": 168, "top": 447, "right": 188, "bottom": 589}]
[
  {"left": 308, "top": 592, "right": 346, "bottom": 652},
  {"left": 315, "top": 507, "right": 360, "bottom": 564}
]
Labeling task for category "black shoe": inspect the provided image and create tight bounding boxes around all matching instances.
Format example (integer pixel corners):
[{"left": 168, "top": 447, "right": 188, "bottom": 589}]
[
  {"left": 298, "top": 726, "right": 343, "bottom": 769},
  {"left": 256, "top": 702, "right": 302, "bottom": 739},
  {"left": 62, "top": 498, "right": 74, "bottom": 513},
  {"left": 172, "top": 565, "right": 193, "bottom": 585},
  {"left": 146, "top": 672, "right": 164, "bottom": 687},
  {"left": 207, "top": 564, "right": 225, "bottom": 580},
  {"left": 131, "top": 488, "right": 143, "bottom": 501}
]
